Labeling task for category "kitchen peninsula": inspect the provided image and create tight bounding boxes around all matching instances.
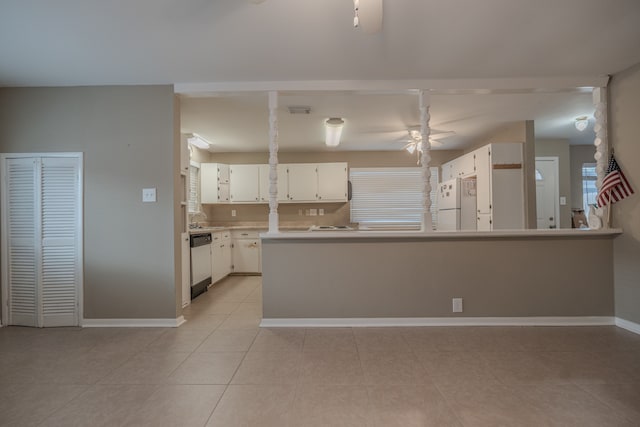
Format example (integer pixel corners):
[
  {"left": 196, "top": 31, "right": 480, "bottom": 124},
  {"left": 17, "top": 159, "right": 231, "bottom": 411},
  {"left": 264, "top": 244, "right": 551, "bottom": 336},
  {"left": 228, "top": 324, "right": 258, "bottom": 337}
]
[{"left": 260, "top": 228, "right": 621, "bottom": 326}]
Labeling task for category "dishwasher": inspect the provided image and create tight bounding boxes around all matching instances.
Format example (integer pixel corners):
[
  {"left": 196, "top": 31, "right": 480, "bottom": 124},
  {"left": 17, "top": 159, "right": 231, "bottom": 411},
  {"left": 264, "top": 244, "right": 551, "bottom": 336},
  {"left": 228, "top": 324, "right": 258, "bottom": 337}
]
[{"left": 190, "top": 232, "right": 212, "bottom": 300}]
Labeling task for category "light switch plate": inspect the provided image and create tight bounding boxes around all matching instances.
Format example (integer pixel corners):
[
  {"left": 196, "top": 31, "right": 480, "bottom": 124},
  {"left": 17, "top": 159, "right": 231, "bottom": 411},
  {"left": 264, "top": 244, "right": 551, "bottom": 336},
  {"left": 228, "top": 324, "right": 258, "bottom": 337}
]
[
  {"left": 319, "top": 208, "right": 325, "bottom": 216},
  {"left": 560, "top": 196, "right": 567, "bottom": 205},
  {"left": 231, "top": 209, "right": 237, "bottom": 217},
  {"left": 142, "top": 188, "right": 156, "bottom": 202},
  {"left": 309, "top": 208, "right": 317, "bottom": 216},
  {"left": 452, "top": 298, "right": 463, "bottom": 313}
]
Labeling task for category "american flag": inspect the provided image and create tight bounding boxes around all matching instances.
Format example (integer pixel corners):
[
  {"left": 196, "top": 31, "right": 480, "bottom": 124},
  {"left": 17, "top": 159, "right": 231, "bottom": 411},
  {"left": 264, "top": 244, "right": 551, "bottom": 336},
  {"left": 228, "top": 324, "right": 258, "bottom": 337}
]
[{"left": 597, "top": 154, "right": 634, "bottom": 207}]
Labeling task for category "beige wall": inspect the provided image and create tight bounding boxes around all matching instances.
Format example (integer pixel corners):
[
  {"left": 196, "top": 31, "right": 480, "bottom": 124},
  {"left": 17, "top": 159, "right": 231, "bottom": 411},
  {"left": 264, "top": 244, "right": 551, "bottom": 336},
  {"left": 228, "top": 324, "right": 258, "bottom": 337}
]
[
  {"left": 610, "top": 62, "right": 640, "bottom": 324},
  {"left": 262, "top": 235, "right": 615, "bottom": 318},
  {"left": 535, "top": 139, "right": 571, "bottom": 228},
  {"left": 0, "top": 86, "right": 179, "bottom": 320},
  {"left": 570, "top": 145, "right": 596, "bottom": 212},
  {"left": 200, "top": 150, "right": 462, "bottom": 226}
]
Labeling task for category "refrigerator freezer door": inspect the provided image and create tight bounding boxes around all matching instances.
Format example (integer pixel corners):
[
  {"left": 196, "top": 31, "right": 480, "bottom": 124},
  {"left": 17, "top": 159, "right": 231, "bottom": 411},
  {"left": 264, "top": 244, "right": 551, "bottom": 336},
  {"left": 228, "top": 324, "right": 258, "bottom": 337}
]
[
  {"left": 437, "top": 209, "right": 460, "bottom": 231},
  {"left": 437, "top": 178, "right": 461, "bottom": 210}
]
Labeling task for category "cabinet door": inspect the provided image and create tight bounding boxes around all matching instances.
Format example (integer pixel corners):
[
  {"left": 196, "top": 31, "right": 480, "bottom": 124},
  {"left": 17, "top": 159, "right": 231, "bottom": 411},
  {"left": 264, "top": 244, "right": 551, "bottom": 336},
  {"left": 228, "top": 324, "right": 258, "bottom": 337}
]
[
  {"left": 259, "top": 164, "right": 288, "bottom": 203},
  {"left": 211, "top": 242, "right": 223, "bottom": 283},
  {"left": 440, "top": 163, "right": 453, "bottom": 181},
  {"left": 317, "top": 163, "right": 348, "bottom": 201},
  {"left": 200, "top": 163, "right": 218, "bottom": 203},
  {"left": 459, "top": 153, "right": 476, "bottom": 177},
  {"left": 221, "top": 242, "right": 232, "bottom": 276},
  {"left": 475, "top": 146, "right": 492, "bottom": 214},
  {"left": 477, "top": 213, "right": 492, "bottom": 231},
  {"left": 181, "top": 233, "right": 190, "bottom": 306},
  {"left": 287, "top": 164, "right": 318, "bottom": 202},
  {"left": 180, "top": 138, "right": 190, "bottom": 175},
  {"left": 218, "top": 164, "right": 230, "bottom": 184},
  {"left": 230, "top": 165, "right": 260, "bottom": 202},
  {"left": 232, "top": 239, "right": 261, "bottom": 273}
]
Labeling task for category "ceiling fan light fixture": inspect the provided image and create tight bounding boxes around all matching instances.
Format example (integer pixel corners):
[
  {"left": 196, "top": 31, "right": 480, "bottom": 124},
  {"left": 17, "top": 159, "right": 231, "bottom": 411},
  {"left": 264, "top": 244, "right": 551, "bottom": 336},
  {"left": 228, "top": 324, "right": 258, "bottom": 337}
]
[
  {"left": 405, "top": 143, "right": 416, "bottom": 154},
  {"left": 325, "top": 117, "right": 344, "bottom": 147},
  {"left": 187, "top": 133, "right": 211, "bottom": 149},
  {"left": 575, "top": 116, "right": 589, "bottom": 132}
]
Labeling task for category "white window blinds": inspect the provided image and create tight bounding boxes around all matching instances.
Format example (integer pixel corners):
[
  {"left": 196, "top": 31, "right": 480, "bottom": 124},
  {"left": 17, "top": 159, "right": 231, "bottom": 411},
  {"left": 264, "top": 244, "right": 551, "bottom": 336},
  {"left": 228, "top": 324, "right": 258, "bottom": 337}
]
[
  {"left": 349, "top": 167, "right": 439, "bottom": 229},
  {"left": 188, "top": 164, "right": 200, "bottom": 213}
]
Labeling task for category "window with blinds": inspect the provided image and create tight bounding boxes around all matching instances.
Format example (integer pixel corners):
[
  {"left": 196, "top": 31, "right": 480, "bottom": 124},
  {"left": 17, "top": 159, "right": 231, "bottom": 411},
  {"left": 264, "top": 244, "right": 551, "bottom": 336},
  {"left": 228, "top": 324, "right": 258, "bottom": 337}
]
[
  {"left": 188, "top": 163, "right": 200, "bottom": 213},
  {"left": 349, "top": 167, "right": 439, "bottom": 229}
]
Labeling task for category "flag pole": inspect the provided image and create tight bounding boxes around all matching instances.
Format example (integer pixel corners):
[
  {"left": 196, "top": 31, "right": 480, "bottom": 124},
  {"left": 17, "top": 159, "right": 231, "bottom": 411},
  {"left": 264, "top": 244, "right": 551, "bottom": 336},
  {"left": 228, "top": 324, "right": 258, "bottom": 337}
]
[{"left": 606, "top": 189, "right": 612, "bottom": 228}]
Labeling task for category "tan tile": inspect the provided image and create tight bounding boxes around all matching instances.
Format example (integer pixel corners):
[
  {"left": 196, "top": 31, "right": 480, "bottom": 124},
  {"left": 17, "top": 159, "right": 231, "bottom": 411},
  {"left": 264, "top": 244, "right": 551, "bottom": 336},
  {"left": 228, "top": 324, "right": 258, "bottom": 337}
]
[
  {"left": 401, "top": 327, "right": 462, "bottom": 352},
  {"left": 368, "top": 384, "right": 463, "bottom": 427},
  {"left": 438, "top": 383, "right": 550, "bottom": 427},
  {"left": 580, "top": 383, "right": 640, "bottom": 424},
  {"left": 196, "top": 329, "right": 258, "bottom": 352},
  {"left": 89, "top": 328, "right": 168, "bottom": 354},
  {"left": 0, "top": 384, "right": 88, "bottom": 427},
  {"left": 538, "top": 351, "right": 632, "bottom": 384},
  {"left": 231, "top": 351, "right": 302, "bottom": 385},
  {"left": 590, "top": 351, "right": 640, "bottom": 381},
  {"left": 99, "top": 352, "right": 190, "bottom": 384},
  {"left": 169, "top": 352, "right": 245, "bottom": 385},
  {"left": 145, "top": 328, "right": 212, "bottom": 352},
  {"left": 206, "top": 384, "right": 296, "bottom": 426},
  {"left": 416, "top": 351, "right": 500, "bottom": 386},
  {"left": 218, "top": 315, "right": 261, "bottom": 330},
  {"left": 40, "top": 384, "right": 158, "bottom": 427},
  {"left": 516, "top": 384, "right": 637, "bottom": 427},
  {"left": 179, "top": 314, "right": 227, "bottom": 332},
  {"left": 249, "top": 328, "right": 305, "bottom": 353},
  {"left": 244, "top": 288, "right": 262, "bottom": 303},
  {"left": 232, "top": 302, "right": 263, "bottom": 317},
  {"left": 288, "top": 384, "right": 371, "bottom": 426},
  {"left": 481, "top": 351, "right": 569, "bottom": 385},
  {"left": 122, "top": 384, "right": 225, "bottom": 427},
  {"left": 303, "top": 328, "right": 358, "bottom": 353},
  {"left": 189, "top": 300, "right": 241, "bottom": 316},
  {"left": 354, "top": 328, "right": 411, "bottom": 353},
  {"left": 300, "top": 351, "right": 365, "bottom": 385},
  {"left": 360, "top": 351, "right": 430, "bottom": 385}
]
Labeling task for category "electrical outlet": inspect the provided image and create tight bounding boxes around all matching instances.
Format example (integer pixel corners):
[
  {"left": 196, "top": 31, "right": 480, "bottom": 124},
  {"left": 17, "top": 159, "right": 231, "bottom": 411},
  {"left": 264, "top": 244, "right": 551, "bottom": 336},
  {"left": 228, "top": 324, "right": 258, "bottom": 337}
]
[
  {"left": 142, "top": 188, "right": 156, "bottom": 202},
  {"left": 452, "top": 298, "right": 463, "bottom": 313},
  {"left": 231, "top": 209, "right": 236, "bottom": 217},
  {"left": 560, "top": 196, "right": 567, "bottom": 205},
  {"left": 319, "top": 208, "right": 325, "bottom": 216},
  {"left": 309, "top": 208, "right": 317, "bottom": 216}
]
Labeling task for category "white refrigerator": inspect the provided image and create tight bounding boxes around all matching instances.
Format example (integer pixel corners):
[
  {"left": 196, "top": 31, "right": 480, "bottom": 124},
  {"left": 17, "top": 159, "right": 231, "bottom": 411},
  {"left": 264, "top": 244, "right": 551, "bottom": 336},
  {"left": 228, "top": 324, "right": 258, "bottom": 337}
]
[{"left": 437, "top": 178, "right": 477, "bottom": 231}]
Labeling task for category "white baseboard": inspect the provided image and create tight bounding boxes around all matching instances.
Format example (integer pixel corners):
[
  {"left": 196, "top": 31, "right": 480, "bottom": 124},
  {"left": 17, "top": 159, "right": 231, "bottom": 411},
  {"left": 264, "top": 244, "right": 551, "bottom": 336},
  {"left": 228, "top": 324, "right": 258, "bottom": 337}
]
[
  {"left": 83, "top": 316, "right": 185, "bottom": 328},
  {"left": 615, "top": 317, "right": 640, "bottom": 335},
  {"left": 260, "top": 316, "right": 615, "bottom": 328}
]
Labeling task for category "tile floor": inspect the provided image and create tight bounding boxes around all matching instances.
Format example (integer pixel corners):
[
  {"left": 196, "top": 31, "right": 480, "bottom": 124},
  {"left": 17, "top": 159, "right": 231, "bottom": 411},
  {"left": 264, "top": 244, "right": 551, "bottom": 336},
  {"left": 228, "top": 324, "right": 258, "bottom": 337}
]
[{"left": 1, "top": 275, "right": 640, "bottom": 426}]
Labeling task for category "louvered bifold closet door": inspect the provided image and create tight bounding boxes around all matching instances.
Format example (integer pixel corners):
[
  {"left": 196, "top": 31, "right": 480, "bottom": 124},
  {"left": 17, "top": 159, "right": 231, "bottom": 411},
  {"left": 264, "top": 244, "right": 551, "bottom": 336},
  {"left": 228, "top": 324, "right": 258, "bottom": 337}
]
[
  {"left": 40, "top": 157, "right": 80, "bottom": 327},
  {"left": 6, "top": 158, "right": 39, "bottom": 327}
]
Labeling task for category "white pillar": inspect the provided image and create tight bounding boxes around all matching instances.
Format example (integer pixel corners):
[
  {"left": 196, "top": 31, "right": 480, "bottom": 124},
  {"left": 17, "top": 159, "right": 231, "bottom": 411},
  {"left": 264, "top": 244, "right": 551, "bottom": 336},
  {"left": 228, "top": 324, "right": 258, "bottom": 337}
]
[
  {"left": 419, "top": 90, "right": 433, "bottom": 232},
  {"left": 593, "top": 87, "right": 609, "bottom": 228},
  {"left": 268, "top": 91, "right": 279, "bottom": 233}
]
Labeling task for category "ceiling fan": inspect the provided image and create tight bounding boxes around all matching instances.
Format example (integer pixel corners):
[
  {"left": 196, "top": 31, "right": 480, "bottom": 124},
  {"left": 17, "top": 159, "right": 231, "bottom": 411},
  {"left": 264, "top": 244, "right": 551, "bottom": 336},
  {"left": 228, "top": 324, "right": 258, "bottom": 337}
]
[{"left": 399, "top": 129, "right": 456, "bottom": 164}]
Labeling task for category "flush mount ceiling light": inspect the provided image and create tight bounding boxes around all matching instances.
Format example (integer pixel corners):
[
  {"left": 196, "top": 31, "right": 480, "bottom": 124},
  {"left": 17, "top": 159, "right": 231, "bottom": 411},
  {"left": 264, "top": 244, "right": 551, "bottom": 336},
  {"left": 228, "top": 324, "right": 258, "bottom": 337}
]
[
  {"left": 575, "top": 116, "right": 589, "bottom": 132},
  {"left": 353, "top": 0, "right": 383, "bottom": 33},
  {"left": 187, "top": 133, "right": 211, "bottom": 149},
  {"left": 325, "top": 118, "right": 345, "bottom": 147}
]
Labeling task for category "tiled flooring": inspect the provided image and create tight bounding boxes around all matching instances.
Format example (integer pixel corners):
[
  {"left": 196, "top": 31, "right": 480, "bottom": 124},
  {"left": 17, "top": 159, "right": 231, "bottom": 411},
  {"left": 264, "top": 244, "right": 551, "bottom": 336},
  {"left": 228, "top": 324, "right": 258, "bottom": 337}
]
[{"left": 1, "top": 276, "right": 640, "bottom": 426}]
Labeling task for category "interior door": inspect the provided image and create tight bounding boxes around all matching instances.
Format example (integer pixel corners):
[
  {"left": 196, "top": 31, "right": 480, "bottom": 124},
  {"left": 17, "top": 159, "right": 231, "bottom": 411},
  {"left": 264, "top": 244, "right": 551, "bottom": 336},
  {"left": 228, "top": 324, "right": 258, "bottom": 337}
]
[
  {"left": 535, "top": 158, "right": 559, "bottom": 229},
  {"left": 3, "top": 155, "right": 82, "bottom": 327}
]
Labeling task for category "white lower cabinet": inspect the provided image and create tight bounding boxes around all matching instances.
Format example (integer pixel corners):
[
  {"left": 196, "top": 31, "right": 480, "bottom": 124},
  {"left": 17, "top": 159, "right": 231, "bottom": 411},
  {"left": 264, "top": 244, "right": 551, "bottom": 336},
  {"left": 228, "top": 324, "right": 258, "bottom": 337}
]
[
  {"left": 211, "top": 231, "right": 232, "bottom": 284},
  {"left": 231, "top": 230, "right": 262, "bottom": 273},
  {"left": 181, "top": 232, "right": 190, "bottom": 307}
]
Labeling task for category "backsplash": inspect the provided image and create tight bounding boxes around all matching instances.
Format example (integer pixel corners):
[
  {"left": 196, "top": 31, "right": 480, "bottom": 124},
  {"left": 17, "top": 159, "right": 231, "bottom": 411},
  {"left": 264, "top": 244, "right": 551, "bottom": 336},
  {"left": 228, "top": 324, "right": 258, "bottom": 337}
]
[{"left": 203, "top": 202, "right": 351, "bottom": 227}]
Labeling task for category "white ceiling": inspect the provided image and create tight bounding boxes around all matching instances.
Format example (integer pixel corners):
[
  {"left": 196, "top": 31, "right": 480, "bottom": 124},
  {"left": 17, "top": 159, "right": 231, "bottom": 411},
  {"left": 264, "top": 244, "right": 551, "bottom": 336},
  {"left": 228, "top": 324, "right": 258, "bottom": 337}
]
[{"left": 2, "top": 0, "right": 639, "bottom": 151}]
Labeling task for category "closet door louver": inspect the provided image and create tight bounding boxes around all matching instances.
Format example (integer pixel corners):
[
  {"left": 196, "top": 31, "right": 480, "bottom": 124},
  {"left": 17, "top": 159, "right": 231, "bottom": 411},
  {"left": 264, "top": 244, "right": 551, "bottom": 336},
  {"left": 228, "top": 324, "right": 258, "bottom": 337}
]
[
  {"left": 6, "top": 158, "right": 39, "bottom": 327},
  {"left": 40, "top": 157, "right": 80, "bottom": 327}
]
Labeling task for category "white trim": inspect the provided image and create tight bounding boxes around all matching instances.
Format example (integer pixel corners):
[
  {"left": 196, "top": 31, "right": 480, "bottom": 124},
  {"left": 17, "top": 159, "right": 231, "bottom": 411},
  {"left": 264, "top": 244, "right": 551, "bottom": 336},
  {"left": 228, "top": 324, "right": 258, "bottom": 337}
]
[
  {"left": 615, "top": 317, "right": 640, "bottom": 335},
  {"left": 83, "top": 316, "right": 186, "bottom": 328},
  {"left": 175, "top": 77, "right": 609, "bottom": 95},
  {"left": 260, "top": 316, "right": 615, "bottom": 328}
]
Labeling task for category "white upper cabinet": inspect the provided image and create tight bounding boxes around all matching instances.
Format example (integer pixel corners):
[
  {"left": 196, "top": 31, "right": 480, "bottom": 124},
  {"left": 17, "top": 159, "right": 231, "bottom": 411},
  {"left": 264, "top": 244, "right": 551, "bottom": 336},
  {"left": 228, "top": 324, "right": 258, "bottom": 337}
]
[
  {"left": 441, "top": 153, "right": 475, "bottom": 180},
  {"left": 317, "top": 163, "right": 348, "bottom": 202},
  {"left": 474, "top": 145, "right": 492, "bottom": 215},
  {"left": 259, "top": 164, "right": 288, "bottom": 202},
  {"left": 201, "top": 163, "right": 230, "bottom": 203},
  {"left": 229, "top": 164, "right": 260, "bottom": 202},
  {"left": 287, "top": 164, "right": 319, "bottom": 202}
]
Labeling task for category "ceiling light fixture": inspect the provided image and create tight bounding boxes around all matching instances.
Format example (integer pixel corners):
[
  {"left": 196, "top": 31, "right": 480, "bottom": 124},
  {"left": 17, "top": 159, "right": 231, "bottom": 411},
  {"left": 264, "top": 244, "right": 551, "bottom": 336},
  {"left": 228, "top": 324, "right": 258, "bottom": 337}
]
[
  {"left": 187, "top": 133, "right": 211, "bottom": 149},
  {"left": 575, "top": 116, "right": 589, "bottom": 132},
  {"left": 325, "top": 118, "right": 344, "bottom": 147}
]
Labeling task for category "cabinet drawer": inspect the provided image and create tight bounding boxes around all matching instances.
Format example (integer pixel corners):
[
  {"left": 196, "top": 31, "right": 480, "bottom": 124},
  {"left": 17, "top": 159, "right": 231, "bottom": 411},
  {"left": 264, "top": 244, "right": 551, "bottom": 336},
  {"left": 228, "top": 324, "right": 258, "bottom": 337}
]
[{"left": 231, "top": 230, "right": 261, "bottom": 239}]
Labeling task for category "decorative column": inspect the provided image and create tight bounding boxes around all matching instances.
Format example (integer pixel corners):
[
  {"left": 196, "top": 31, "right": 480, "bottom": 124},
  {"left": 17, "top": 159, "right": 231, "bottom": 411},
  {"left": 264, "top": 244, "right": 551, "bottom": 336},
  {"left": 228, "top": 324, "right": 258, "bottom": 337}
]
[
  {"left": 592, "top": 87, "right": 609, "bottom": 228},
  {"left": 268, "top": 91, "right": 279, "bottom": 233},
  {"left": 419, "top": 90, "right": 433, "bottom": 232}
]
